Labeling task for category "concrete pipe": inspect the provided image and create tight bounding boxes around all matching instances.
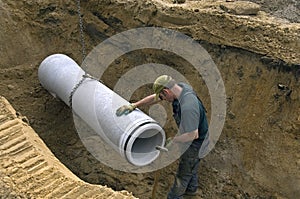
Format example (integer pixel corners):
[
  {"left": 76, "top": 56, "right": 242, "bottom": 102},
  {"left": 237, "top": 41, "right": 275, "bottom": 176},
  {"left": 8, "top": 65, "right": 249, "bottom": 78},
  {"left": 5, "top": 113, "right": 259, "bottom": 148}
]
[{"left": 38, "top": 54, "right": 165, "bottom": 167}]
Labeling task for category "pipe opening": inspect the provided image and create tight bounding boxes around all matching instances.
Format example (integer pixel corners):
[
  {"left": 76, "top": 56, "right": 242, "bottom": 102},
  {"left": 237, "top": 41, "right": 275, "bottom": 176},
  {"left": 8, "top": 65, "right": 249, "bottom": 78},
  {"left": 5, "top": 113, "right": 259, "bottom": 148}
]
[
  {"left": 125, "top": 125, "right": 165, "bottom": 166},
  {"left": 132, "top": 129, "right": 163, "bottom": 153}
]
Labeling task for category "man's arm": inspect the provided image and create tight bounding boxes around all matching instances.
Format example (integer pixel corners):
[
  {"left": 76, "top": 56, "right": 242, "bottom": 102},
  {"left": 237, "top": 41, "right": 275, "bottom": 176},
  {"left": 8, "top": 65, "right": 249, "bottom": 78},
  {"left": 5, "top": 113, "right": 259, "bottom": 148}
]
[
  {"left": 173, "top": 129, "right": 198, "bottom": 143},
  {"left": 116, "top": 94, "right": 159, "bottom": 116},
  {"left": 132, "top": 94, "right": 157, "bottom": 108}
]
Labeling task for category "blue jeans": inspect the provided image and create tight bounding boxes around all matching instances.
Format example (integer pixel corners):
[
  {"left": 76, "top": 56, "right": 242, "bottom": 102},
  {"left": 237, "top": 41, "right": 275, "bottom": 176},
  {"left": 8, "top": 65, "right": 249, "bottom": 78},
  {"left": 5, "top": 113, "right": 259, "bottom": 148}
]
[{"left": 167, "top": 146, "right": 200, "bottom": 199}]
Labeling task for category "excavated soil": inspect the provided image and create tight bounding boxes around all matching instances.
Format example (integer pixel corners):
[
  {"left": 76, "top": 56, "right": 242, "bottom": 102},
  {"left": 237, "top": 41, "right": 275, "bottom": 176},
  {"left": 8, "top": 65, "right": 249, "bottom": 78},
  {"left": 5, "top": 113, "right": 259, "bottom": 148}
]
[
  {"left": 0, "top": 96, "right": 136, "bottom": 198},
  {"left": 0, "top": 0, "right": 299, "bottom": 198}
]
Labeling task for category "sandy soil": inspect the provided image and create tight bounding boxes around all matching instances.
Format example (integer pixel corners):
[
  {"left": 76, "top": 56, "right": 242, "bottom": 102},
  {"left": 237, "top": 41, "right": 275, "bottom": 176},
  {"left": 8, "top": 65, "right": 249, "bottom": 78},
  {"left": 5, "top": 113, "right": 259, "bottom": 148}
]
[
  {"left": 0, "top": 0, "right": 299, "bottom": 198},
  {"left": 0, "top": 96, "right": 136, "bottom": 198}
]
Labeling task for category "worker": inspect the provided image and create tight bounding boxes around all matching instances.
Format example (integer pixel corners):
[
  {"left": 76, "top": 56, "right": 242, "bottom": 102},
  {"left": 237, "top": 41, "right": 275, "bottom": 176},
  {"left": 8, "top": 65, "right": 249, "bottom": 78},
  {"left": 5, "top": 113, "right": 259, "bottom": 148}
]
[{"left": 116, "top": 75, "right": 209, "bottom": 198}]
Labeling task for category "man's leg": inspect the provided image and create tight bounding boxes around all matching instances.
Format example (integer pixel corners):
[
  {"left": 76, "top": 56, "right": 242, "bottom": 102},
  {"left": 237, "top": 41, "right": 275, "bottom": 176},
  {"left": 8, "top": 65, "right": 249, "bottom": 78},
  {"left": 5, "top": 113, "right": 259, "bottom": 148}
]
[
  {"left": 185, "top": 160, "right": 200, "bottom": 195},
  {"left": 167, "top": 158, "right": 191, "bottom": 199},
  {"left": 167, "top": 148, "right": 200, "bottom": 199}
]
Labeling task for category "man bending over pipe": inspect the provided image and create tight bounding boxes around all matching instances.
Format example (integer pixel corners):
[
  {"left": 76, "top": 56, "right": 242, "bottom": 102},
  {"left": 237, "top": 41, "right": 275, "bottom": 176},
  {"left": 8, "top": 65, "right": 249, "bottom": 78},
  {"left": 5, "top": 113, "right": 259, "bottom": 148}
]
[{"left": 116, "top": 75, "right": 209, "bottom": 199}]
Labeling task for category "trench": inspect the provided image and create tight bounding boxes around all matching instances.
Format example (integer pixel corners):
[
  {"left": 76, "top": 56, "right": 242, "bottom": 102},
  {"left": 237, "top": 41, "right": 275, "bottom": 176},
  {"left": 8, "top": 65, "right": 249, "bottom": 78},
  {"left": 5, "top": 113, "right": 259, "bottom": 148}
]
[{"left": 0, "top": 0, "right": 299, "bottom": 198}]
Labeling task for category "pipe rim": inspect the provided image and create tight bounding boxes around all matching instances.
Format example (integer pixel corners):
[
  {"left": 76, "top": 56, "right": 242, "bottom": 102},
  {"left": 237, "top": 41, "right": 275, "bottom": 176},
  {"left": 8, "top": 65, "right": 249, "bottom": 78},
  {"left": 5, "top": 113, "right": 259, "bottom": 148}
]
[{"left": 124, "top": 122, "right": 165, "bottom": 166}]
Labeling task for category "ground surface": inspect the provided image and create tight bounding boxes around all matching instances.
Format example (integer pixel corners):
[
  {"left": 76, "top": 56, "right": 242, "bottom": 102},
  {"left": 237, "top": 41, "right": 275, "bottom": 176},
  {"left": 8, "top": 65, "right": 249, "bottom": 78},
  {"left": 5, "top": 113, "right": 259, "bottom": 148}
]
[{"left": 0, "top": 0, "right": 299, "bottom": 198}]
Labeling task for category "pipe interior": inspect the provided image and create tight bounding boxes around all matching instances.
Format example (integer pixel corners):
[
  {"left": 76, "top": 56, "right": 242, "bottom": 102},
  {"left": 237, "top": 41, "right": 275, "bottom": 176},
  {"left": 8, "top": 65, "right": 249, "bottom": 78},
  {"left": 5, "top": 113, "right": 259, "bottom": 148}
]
[{"left": 129, "top": 129, "right": 163, "bottom": 163}]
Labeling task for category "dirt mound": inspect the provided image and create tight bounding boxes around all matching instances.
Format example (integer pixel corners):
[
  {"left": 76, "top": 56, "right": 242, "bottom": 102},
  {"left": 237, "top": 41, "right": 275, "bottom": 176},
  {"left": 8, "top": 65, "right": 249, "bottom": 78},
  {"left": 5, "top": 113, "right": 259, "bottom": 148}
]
[{"left": 0, "top": 96, "right": 135, "bottom": 198}]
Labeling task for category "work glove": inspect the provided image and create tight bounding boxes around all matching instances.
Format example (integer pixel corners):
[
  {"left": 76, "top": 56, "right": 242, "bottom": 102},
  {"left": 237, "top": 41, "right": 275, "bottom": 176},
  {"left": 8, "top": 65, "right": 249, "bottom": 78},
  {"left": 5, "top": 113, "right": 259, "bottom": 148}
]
[
  {"left": 116, "top": 104, "right": 136, "bottom": 116},
  {"left": 165, "top": 137, "right": 174, "bottom": 149}
]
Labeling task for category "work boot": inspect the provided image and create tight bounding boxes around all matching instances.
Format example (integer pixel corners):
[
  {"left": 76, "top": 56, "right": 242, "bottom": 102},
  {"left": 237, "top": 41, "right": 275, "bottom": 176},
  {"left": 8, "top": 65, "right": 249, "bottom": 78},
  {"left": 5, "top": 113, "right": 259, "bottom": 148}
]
[{"left": 183, "top": 190, "right": 198, "bottom": 196}]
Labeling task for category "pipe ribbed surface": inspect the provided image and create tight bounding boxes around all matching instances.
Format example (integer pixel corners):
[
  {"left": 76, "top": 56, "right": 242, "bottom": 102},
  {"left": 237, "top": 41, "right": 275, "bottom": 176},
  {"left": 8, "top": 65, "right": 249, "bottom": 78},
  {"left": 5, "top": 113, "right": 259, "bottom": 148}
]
[{"left": 38, "top": 54, "right": 165, "bottom": 167}]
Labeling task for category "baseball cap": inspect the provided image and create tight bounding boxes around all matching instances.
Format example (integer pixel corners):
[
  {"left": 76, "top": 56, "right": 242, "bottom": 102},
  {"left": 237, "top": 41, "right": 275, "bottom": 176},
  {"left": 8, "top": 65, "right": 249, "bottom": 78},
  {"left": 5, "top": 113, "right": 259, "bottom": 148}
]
[{"left": 153, "top": 75, "right": 173, "bottom": 100}]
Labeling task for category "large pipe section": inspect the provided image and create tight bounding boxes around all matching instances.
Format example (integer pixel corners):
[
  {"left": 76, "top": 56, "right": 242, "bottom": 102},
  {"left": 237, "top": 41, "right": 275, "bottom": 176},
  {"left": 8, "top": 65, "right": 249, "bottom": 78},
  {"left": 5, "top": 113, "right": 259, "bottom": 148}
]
[{"left": 38, "top": 54, "right": 165, "bottom": 167}]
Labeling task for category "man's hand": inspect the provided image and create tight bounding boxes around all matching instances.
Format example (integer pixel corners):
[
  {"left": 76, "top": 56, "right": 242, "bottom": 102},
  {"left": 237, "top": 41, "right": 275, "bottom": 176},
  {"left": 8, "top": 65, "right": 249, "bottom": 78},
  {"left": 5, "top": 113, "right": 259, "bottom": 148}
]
[
  {"left": 155, "top": 137, "right": 174, "bottom": 152},
  {"left": 116, "top": 104, "right": 136, "bottom": 116},
  {"left": 165, "top": 137, "right": 174, "bottom": 149}
]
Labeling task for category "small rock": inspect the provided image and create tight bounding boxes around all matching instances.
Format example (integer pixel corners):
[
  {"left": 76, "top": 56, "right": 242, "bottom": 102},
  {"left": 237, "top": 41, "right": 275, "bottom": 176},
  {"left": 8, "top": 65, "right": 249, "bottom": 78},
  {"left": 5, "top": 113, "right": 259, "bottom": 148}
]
[
  {"left": 260, "top": 56, "right": 273, "bottom": 64},
  {"left": 2, "top": 176, "right": 11, "bottom": 184},
  {"left": 235, "top": 194, "right": 243, "bottom": 199},
  {"left": 228, "top": 111, "right": 236, "bottom": 119},
  {"left": 7, "top": 84, "right": 14, "bottom": 90},
  {"left": 173, "top": 0, "right": 185, "bottom": 4},
  {"left": 212, "top": 167, "right": 218, "bottom": 173},
  {"left": 21, "top": 116, "right": 29, "bottom": 124},
  {"left": 220, "top": 1, "right": 261, "bottom": 15},
  {"left": 29, "top": 118, "right": 35, "bottom": 125}
]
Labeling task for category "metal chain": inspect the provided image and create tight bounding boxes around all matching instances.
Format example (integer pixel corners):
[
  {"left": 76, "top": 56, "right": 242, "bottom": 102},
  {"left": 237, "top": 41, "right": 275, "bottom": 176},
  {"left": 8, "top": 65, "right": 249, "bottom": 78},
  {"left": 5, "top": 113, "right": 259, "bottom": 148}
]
[
  {"left": 69, "top": 0, "right": 101, "bottom": 109},
  {"left": 68, "top": 76, "right": 86, "bottom": 108},
  {"left": 68, "top": 0, "right": 87, "bottom": 109},
  {"left": 77, "top": 0, "right": 86, "bottom": 61}
]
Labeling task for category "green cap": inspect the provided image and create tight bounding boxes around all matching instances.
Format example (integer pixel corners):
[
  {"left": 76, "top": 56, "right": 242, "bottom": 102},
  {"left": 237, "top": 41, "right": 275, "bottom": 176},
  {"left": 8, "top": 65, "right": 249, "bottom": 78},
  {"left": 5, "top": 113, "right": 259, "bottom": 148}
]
[{"left": 153, "top": 75, "right": 173, "bottom": 100}]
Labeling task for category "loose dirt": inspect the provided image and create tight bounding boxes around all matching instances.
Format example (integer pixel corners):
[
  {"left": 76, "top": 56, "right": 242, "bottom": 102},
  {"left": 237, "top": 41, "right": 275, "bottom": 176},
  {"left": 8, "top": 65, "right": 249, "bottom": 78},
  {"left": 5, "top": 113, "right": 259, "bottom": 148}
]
[{"left": 0, "top": 96, "right": 135, "bottom": 198}]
